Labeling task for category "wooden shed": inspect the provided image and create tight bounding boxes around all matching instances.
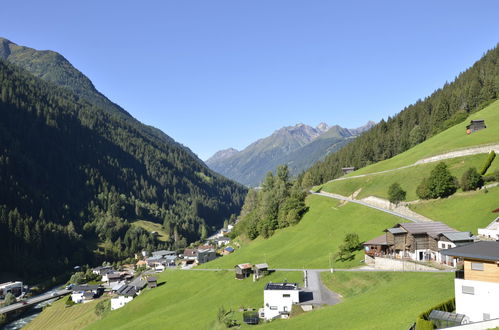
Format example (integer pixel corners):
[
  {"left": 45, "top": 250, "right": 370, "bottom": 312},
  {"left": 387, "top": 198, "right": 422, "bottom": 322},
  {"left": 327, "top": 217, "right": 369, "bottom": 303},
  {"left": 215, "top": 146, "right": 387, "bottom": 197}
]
[
  {"left": 253, "top": 263, "right": 269, "bottom": 279},
  {"left": 147, "top": 276, "right": 157, "bottom": 288},
  {"left": 341, "top": 167, "right": 356, "bottom": 175},
  {"left": 235, "top": 263, "right": 253, "bottom": 280},
  {"left": 466, "top": 119, "right": 486, "bottom": 134}
]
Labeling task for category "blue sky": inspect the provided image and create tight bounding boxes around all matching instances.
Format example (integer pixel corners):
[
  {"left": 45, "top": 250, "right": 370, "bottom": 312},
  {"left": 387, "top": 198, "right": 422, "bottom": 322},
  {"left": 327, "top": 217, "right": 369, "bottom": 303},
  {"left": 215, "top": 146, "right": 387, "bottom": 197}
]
[{"left": 2, "top": 1, "right": 499, "bottom": 160}]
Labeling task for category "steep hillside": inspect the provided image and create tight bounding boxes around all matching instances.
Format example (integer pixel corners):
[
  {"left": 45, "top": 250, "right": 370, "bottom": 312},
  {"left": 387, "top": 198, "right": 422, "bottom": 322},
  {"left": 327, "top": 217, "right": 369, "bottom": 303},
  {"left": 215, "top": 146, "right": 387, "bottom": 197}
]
[
  {"left": 207, "top": 122, "right": 373, "bottom": 186},
  {"left": 304, "top": 44, "right": 499, "bottom": 186},
  {"left": 200, "top": 194, "right": 400, "bottom": 269},
  {"left": 0, "top": 59, "right": 246, "bottom": 281}
]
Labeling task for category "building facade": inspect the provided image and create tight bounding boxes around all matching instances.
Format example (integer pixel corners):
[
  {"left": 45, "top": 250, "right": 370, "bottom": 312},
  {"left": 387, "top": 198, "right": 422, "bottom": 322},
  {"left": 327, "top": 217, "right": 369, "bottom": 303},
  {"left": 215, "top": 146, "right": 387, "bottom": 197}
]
[
  {"left": 443, "top": 241, "right": 499, "bottom": 322},
  {"left": 262, "top": 282, "right": 300, "bottom": 320}
]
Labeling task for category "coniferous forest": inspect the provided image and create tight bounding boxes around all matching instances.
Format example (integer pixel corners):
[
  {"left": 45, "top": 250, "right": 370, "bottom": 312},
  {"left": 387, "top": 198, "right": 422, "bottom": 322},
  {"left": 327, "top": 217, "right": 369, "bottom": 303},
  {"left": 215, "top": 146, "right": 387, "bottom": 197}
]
[
  {"left": 303, "top": 45, "right": 499, "bottom": 186},
  {"left": 0, "top": 60, "right": 246, "bottom": 281}
]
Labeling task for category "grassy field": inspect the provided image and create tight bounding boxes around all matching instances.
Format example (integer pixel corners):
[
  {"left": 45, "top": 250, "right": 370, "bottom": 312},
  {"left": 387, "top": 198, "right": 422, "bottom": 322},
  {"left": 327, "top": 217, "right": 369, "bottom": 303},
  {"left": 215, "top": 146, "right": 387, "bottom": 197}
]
[
  {"left": 263, "top": 272, "right": 454, "bottom": 330},
  {"left": 24, "top": 296, "right": 109, "bottom": 330},
  {"left": 322, "top": 153, "right": 495, "bottom": 201},
  {"left": 86, "top": 270, "right": 302, "bottom": 330},
  {"left": 131, "top": 220, "right": 169, "bottom": 242},
  {"left": 199, "top": 194, "right": 401, "bottom": 270},
  {"left": 409, "top": 185, "right": 499, "bottom": 233},
  {"left": 344, "top": 99, "right": 499, "bottom": 176}
]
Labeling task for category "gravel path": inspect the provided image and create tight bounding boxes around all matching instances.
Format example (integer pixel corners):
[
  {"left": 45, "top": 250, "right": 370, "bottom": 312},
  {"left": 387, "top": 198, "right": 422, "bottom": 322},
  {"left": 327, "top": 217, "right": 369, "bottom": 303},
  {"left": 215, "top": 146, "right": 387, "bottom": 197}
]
[
  {"left": 311, "top": 191, "right": 427, "bottom": 223},
  {"left": 329, "top": 143, "right": 499, "bottom": 182}
]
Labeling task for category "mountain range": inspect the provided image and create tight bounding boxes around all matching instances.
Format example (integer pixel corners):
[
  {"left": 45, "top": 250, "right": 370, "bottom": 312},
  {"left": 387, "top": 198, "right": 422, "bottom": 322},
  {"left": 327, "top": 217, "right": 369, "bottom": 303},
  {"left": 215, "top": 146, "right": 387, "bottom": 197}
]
[{"left": 206, "top": 121, "right": 374, "bottom": 186}]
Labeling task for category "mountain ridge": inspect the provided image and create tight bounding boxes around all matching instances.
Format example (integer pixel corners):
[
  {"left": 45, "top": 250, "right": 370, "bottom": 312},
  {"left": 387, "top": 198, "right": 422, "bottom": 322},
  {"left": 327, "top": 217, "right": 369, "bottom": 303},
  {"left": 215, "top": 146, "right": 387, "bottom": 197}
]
[{"left": 206, "top": 121, "right": 374, "bottom": 186}]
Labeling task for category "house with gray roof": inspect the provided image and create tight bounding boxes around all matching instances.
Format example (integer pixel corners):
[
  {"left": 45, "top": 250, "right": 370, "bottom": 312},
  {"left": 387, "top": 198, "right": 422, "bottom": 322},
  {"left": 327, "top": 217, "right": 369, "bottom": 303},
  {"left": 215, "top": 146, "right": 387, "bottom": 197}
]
[{"left": 364, "top": 222, "right": 473, "bottom": 266}]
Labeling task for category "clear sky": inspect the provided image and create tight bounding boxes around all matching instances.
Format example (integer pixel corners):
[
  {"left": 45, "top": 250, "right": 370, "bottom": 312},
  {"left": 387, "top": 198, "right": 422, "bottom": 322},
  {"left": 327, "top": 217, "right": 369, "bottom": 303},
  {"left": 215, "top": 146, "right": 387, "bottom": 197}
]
[{"left": 2, "top": 1, "right": 499, "bottom": 160}]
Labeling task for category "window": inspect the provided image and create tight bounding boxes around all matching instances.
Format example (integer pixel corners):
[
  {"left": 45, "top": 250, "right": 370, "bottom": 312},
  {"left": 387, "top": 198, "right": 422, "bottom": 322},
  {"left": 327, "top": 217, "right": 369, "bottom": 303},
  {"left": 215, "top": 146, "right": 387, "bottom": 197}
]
[
  {"left": 270, "top": 306, "right": 277, "bottom": 310},
  {"left": 484, "top": 313, "right": 491, "bottom": 321},
  {"left": 462, "top": 286, "right": 474, "bottom": 295},
  {"left": 471, "top": 262, "right": 484, "bottom": 271},
  {"left": 283, "top": 294, "right": 290, "bottom": 298}
]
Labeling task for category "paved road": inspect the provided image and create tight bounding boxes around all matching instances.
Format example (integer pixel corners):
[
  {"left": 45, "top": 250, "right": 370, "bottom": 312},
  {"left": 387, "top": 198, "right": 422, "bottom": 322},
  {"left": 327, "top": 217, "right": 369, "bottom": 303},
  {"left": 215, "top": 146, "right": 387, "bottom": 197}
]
[
  {"left": 0, "top": 289, "right": 70, "bottom": 314},
  {"left": 183, "top": 267, "right": 452, "bottom": 273},
  {"left": 311, "top": 191, "right": 425, "bottom": 223},
  {"left": 302, "top": 270, "right": 341, "bottom": 306}
]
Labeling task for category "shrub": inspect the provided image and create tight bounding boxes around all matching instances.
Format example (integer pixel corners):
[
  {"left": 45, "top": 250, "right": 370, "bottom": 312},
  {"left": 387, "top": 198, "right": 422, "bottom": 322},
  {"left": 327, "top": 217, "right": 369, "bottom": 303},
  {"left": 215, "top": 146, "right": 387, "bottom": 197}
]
[
  {"left": 417, "top": 163, "right": 458, "bottom": 199},
  {"left": 416, "top": 178, "right": 432, "bottom": 200},
  {"left": 479, "top": 150, "right": 496, "bottom": 175},
  {"left": 388, "top": 183, "right": 406, "bottom": 205},
  {"left": 460, "top": 167, "right": 484, "bottom": 191},
  {"left": 95, "top": 300, "right": 110, "bottom": 317},
  {"left": 65, "top": 295, "right": 75, "bottom": 307}
]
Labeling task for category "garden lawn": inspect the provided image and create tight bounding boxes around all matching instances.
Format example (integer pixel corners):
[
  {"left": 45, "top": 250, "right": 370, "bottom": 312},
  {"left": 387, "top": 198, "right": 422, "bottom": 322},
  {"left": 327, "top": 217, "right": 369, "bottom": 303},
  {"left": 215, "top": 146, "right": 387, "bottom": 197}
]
[
  {"left": 24, "top": 296, "right": 109, "bottom": 330},
  {"left": 200, "top": 194, "right": 401, "bottom": 270},
  {"left": 410, "top": 185, "right": 499, "bottom": 233},
  {"left": 345, "top": 99, "right": 499, "bottom": 176},
  {"left": 86, "top": 270, "right": 302, "bottom": 330},
  {"left": 322, "top": 153, "right": 493, "bottom": 201},
  {"left": 263, "top": 271, "right": 454, "bottom": 330}
]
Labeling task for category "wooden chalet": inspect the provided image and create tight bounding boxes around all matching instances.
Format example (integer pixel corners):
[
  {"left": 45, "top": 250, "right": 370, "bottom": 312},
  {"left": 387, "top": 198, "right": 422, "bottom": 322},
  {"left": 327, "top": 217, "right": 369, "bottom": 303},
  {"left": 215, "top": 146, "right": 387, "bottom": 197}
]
[
  {"left": 147, "top": 276, "right": 157, "bottom": 288},
  {"left": 364, "top": 222, "right": 473, "bottom": 264},
  {"left": 235, "top": 263, "right": 253, "bottom": 280}
]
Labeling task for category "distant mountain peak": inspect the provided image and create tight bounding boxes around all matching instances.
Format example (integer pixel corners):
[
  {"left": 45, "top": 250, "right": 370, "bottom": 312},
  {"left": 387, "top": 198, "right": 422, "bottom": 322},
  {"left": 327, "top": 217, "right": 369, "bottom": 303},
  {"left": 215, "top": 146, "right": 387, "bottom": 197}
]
[{"left": 316, "top": 122, "right": 329, "bottom": 132}]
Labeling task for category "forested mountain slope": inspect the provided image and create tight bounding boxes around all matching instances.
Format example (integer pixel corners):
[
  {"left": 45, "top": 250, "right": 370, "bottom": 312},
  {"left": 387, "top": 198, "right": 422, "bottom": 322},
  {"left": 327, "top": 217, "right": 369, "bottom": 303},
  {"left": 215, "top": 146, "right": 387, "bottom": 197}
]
[
  {"left": 303, "top": 44, "right": 499, "bottom": 186},
  {"left": 0, "top": 59, "right": 246, "bottom": 281}
]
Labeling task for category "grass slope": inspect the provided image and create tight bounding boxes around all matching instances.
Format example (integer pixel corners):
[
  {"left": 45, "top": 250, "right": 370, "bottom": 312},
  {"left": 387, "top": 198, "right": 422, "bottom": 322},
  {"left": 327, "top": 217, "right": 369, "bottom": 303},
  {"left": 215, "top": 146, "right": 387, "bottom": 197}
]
[
  {"left": 24, "top": 297, "right": 109, "bottom": 330},
  {"left": 410, "top": 186, "right": 499, "bottom": 233},
  {"left": 323, "top": 153, "right": 495, "bottom": 201},
  {"left": 349, "top": 99, "right": 499, "bottom": 176},
  {"left": 131, "top": 220, "right": 169, "bottom": 242},
  {"left": 201, "top": 194, "right": 401, "bottom": 270},
  {"left": 86, "top": 270, "right": 302, "bottom": 330},
  {"left": 263, "top": 272, "right": 453, "bottom": 330}
]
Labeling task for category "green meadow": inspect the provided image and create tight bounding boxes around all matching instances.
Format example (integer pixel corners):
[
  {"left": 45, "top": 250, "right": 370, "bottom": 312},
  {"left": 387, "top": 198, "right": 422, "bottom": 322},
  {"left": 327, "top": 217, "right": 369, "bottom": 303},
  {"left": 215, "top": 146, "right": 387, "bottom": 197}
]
[
  {"left": 322, "top": 153, "right": 495, "bottom": 201},
  {"left": 263, "top": 271, "right": 453, "bottom": 330},
  {"left": 200, "top": 194, "right": 401, "bottom": 270}
]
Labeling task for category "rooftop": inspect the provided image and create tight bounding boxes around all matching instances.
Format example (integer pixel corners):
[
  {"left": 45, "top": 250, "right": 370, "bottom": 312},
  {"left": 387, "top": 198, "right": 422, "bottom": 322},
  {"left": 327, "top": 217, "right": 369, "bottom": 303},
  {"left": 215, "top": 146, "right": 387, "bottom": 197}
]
[
  {"left": 395, "top": 222, "right": 458, "bottom": 238},
  {"left": 236, "top": 263, "right": 252, "bottom": 270},
  {"left": 439, "top": 231, "right": 473, "bottom": 242},
  {"left": 117, "top": 285, "right": 137, "bottom": 296},
  {"left": 152, "top": 250, "right": 176, "bottom": 256},
  {"left": 254, "top": 263, "right": 269, "bottom": 269},
  {"left": 147, "top": 277, "right": 157, "bottom": 282},
  {"left": 364, "top": 234, "right": 389, "bottom": 245},
  {"left": 264, "top": 282, "right": 299, "bottom": 291},
  {"left": 481, "top": 217, "right": 499, "bottom": 231},
  {"left": 72, "top": 284, "right": 101, "bottom": 292},
  {"left": 442, "top": 241, "right": 499, "bottom": 261}
]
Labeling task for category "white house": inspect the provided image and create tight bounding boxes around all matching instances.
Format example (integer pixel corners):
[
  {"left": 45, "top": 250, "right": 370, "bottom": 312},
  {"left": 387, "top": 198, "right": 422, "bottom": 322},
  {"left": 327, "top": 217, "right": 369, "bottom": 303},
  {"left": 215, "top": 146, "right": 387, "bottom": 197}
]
[
  {"left": 478, "top": 217, "right": 499, "bottom": 240},
  {"left": 0, "top": 281, "right": 23, "bottom": 298},
  {"left": 262, "top": 282, "right": 300, "bottom": 320},
  {"left": 442, "top": 241, "right": 499, "bottom": 323},
  {"left": 435, "top": 232, "right": 474, "bottom": 267},
  {"left": 111, "top": 285, "right": 137, "bottom": 310}
]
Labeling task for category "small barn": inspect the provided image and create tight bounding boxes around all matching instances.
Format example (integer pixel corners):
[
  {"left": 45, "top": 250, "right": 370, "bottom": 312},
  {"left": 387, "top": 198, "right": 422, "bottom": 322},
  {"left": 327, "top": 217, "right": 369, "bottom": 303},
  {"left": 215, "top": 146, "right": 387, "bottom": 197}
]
[
  {"left": 253, "top": 263, "right": 269, "bottom": 280},
  {"left": 341, "top": 167, "right": 355, "bottom": 175},
  {"left": 466, "top": 119, "right": 486, "bottom": 133},
  {"left": 235, "top": 263, "right": 253, "bottom": 279},
  {"left": 147, "top": 276, "right": 157, "bottom": 288}
]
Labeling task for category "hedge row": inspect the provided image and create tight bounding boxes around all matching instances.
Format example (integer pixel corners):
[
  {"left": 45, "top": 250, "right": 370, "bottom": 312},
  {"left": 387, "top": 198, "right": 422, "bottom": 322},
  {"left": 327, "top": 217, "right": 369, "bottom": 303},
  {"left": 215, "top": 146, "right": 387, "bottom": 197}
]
[{"left": 479, "top": 150, "right": 496, "bottom": 175}]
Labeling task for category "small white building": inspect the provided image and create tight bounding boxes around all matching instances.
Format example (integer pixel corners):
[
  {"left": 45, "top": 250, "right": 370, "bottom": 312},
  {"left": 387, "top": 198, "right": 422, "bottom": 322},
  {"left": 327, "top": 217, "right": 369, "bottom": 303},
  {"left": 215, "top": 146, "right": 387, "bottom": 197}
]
[
  {"left": 0, "top": 281, "right": 23, "bottom": 297},
  {"left": 262, "top": 282, "right": 300, "bottom": 320},
  {"left": 442, "top": 241, "right": 499, "bottom": 323},
  {"left": 111, "top": 285, "right": 137, "bottom": 310},
  {"left": 478, "top": 217, "right": 499, "bottom": 240}
]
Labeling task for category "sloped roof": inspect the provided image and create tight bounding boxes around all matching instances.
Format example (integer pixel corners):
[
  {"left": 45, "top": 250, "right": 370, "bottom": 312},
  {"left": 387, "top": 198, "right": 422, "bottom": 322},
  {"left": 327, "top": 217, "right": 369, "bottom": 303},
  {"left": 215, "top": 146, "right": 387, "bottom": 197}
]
[
  {"left": 441, "top": 241, "right": 499, "bottom": 261},
  {"left": 254, "top": 263, "right": 268, "bottom": 269},
  {"left": 439, "top": 231, "right": 473, "bottom": 242},
  {"left": 183, "top": 249, "right": 197, "bottom": 257},
  {"left": 398, "top": 222, "right": 458, "bottom": 238},
  {"left": 236, "top": 263, "right": 252, "bottom": 270},
  {"left": 264, "top": 283, "right": 298, "bottom": 290},
  {"left": 117, "top": 285, "right": 137, "bottom": 296},
  {"left": 482, "top": 217, "right": 499, "bottom": 231},
  {"left": 387, "top": 227, "right": 406, "bottom": 234},
  {"left": 364, "top": 234, "right": 389, "bottom": 246}
]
